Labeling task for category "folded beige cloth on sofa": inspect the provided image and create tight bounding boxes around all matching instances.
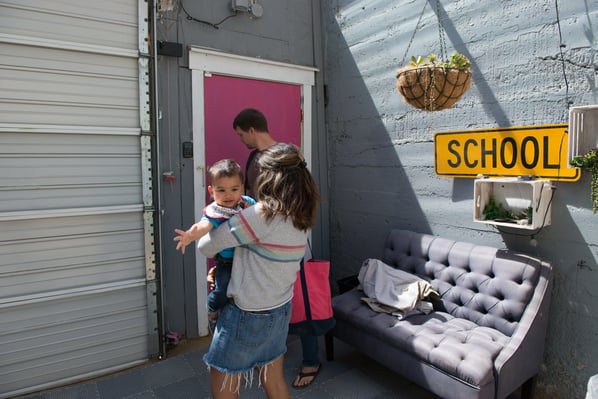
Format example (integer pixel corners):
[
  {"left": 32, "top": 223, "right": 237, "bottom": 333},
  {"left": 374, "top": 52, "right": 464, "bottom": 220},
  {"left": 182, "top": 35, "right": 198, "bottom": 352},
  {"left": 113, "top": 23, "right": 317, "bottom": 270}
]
[{"left": 358, "top": 258, "right": 439, "bottom": 314}]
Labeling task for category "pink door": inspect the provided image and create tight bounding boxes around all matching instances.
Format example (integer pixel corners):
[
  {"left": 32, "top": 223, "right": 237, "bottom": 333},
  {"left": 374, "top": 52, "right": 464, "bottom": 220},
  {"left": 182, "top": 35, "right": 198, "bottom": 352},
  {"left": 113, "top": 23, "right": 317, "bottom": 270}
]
[
  {"left": 201, "top": 74, "right": 303, "bottom": 270},
  {"left": 204, "top": 74, "right": 303, "bottom": 179}
]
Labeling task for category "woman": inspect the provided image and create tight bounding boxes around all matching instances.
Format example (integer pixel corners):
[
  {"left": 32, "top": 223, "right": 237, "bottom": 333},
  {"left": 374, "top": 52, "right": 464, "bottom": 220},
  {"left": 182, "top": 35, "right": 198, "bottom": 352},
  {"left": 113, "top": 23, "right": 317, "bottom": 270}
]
[{"left": 197, "top": 143, "right": 320, "bottom": 399}]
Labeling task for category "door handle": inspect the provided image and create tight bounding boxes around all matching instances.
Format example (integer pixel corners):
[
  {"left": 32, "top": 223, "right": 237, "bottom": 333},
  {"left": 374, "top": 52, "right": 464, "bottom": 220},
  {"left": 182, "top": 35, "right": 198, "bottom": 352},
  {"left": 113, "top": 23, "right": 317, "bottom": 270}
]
[{"left": 196, "top": 166, "right": 205, "bottom": 187}]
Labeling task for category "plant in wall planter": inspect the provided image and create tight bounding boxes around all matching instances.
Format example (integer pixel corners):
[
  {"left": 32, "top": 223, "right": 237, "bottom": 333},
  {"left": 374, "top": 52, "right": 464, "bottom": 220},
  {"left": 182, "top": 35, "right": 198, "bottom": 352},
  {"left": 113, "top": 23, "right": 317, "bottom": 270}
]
[
  {"left": 395, "top": 52, "right": 472, "bottom": 111},
  {"left": 482, "top": 194, "right": 533, "bottom": 225},
  {"left": 570, "top": 149, "right": 598, "bottom": 213}
]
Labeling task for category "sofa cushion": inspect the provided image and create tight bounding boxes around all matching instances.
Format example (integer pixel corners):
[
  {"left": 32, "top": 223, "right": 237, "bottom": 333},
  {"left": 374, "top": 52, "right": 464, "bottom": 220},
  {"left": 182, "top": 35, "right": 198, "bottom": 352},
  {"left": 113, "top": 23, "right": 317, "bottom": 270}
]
[
  {"left": 333, "top": 289, "right": 509, "bottom": 386},
  {"left": 382, "top": 230, "right": 541, "bottom": 336}
]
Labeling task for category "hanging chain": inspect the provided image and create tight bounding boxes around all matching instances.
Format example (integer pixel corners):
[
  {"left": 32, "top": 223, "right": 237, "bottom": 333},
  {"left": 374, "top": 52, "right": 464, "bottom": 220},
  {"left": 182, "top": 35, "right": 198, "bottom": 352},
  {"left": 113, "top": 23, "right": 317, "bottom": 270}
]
[
  {"left": 401, "top": 1, "right": 429, "bottom": 66},
  {"left": 436, "top": 0, "right": 448, "bottom": 61},
  {"left": 401, "top": 1, "right": 450, "bottom": 65}
]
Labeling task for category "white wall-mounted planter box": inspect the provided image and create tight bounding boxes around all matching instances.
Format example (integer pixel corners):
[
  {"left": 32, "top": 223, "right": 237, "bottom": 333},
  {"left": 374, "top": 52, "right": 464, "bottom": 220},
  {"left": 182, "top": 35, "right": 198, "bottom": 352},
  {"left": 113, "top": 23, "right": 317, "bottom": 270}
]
[
  {"left": 474, "top": 178, "right": 553, "bottom": 230},
  {"left": 568, "top": 105, "right": 598, "bottom": 165}
]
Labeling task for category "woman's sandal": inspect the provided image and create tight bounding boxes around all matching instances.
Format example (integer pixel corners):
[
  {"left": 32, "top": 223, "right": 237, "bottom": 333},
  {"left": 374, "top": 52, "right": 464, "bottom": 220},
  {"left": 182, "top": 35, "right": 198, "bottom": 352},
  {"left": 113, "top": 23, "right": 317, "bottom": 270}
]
[{"left": 292, "top": 365, "right": 321, "bottom": 389}]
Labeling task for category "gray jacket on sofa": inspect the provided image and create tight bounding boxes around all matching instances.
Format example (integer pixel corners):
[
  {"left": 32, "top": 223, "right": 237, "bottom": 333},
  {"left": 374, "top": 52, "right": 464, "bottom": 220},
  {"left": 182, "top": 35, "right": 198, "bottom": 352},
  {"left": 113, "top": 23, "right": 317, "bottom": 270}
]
[{"left": 328, "top": 229, "right": 553, "bottom": 399}]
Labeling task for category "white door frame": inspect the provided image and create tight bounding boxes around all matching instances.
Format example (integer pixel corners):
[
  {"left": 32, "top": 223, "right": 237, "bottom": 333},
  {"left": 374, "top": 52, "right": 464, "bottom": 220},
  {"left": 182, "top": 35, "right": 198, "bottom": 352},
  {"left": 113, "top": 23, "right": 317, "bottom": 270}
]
[{"left": 188, "top": 47, "right": 317, "bottom": 336}]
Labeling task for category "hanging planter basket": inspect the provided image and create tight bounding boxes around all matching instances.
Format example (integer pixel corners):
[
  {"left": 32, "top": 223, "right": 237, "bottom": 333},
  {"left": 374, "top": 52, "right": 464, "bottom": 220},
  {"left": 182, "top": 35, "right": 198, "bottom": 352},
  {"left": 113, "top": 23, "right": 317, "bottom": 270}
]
[
  {"left": 395, "top": 0, "right": 473, "bottom": 111},
  {"left": 395, "top": 65, "right": 472, "bottom": 111}
]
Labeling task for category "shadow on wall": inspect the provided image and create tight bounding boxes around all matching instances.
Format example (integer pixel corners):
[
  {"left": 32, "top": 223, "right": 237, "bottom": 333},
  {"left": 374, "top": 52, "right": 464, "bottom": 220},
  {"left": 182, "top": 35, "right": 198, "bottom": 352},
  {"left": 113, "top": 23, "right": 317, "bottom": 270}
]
[
  {"left": 439, "top": 2, "right": 598, "bottom": 397},
  {"left": 323, "top": 2, "right": 598, "bottom": 398},
  {"left": 436, "top": 2, "right": 598, "bottom": 396},
  {"left": 321, "top": 7, "right": 431, "bottom": 288},
  {"left": 432, "top": 1, "right": 507, "bottom": 204},
  {"left": 499, "top": 182, "right": 598, "bottom": 398}
]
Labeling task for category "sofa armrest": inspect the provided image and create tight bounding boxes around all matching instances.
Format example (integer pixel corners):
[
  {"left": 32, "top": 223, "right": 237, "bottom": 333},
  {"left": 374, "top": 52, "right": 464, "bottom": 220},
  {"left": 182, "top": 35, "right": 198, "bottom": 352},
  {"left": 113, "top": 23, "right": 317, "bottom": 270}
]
[{"left": 493, "top": 260, "right": 553, "bottom": 398}]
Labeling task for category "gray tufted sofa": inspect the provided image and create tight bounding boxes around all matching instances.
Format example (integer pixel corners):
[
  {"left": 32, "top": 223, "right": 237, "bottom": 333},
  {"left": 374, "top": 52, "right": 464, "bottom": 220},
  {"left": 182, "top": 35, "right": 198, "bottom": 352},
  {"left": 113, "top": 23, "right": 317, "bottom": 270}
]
[{"left": 326, "top": 229, "right": 553, "bottom": 399}]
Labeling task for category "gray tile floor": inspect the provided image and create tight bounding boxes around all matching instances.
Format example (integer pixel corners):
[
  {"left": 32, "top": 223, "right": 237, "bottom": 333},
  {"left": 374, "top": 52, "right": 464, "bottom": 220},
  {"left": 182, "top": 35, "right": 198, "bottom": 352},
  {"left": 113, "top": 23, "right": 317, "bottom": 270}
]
[{"left": 14, "top": 336, "right": 440, "bottom": 399}]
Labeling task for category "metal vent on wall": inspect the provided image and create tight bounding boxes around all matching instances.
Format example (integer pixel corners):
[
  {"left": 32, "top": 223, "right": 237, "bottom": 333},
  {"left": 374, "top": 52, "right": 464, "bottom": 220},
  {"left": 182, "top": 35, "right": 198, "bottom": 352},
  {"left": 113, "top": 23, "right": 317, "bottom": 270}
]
[{"left": 568, "top": 105, "right": 598, "bottom": 165}]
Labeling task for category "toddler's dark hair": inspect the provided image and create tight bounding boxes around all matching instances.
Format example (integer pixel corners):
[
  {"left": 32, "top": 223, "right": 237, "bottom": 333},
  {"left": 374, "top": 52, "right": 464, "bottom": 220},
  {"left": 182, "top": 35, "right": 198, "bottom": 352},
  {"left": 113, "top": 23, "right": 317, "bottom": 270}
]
[{"left": 208, "top": 159, "right": 243, "bottom": 184}]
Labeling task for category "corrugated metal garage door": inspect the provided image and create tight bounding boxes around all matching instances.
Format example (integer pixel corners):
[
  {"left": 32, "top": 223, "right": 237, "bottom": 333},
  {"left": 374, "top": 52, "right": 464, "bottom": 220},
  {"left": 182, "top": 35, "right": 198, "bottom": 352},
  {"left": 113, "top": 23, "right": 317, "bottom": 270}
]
[{"left": 0, "top": 1, "right": 159, "bottom": 397}]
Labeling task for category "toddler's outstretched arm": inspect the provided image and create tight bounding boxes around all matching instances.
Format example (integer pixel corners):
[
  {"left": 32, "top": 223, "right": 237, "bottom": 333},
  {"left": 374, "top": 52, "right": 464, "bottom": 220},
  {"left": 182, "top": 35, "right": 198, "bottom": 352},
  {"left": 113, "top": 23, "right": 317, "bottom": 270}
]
[{"left": 173, "top": 220, "right": 213, "bottom": 254}]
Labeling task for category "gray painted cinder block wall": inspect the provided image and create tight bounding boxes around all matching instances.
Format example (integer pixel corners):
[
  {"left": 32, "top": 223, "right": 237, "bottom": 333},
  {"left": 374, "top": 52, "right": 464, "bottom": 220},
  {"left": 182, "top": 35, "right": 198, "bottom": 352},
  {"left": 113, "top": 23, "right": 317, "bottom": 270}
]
[
  {"left": 321, "top": 1, "right": 597, "bottom": 398},
  {"left": 155, "top": 0, "right": 328, "bottom": 338}
]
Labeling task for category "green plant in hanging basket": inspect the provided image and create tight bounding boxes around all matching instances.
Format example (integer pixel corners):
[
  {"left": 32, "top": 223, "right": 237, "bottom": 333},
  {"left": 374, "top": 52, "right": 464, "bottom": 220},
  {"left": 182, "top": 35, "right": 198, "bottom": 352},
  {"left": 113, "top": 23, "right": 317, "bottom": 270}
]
[
  {"left": 395, "top": 52, "right": 472, "bottom": 111},
  {"left": 570, "top": 149, "right": 598, "bottom": 213}
]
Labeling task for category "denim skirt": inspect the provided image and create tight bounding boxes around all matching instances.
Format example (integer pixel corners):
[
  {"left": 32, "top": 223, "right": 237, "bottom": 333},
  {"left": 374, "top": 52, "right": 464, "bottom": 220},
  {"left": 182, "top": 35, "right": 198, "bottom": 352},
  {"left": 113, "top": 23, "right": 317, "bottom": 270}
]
[{"left": 203, "top": 300, "right": 291, "bottom": 374}]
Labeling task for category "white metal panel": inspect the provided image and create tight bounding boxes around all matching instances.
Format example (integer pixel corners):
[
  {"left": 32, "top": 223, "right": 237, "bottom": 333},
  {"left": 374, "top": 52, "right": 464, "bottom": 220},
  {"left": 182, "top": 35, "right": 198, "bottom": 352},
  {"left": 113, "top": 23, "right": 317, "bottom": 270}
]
[
  {"left": 0, "top": 42, "right": 139, "bottom": 127},
  {"left": 0, "top": 0, "right": 138, "bottom": 51},
  {"left": 0, "top": 0, "right": 157, "bottom": 397},
  {"left": 0, "top": 132, "right": 142, "bottom": 212},
  {"left": 0, "top": 211, "right": 146, "bottom": 299},
  {"left": 0, "top": 284, "right": 149, "bottom": 396}
]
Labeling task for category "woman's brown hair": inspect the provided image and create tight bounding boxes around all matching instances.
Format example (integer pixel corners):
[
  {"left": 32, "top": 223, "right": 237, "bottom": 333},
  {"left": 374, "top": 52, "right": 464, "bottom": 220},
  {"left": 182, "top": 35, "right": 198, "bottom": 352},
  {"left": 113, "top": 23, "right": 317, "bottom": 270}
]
[{"left": 255, "top": 143, "right": 320, "bottom": 231}]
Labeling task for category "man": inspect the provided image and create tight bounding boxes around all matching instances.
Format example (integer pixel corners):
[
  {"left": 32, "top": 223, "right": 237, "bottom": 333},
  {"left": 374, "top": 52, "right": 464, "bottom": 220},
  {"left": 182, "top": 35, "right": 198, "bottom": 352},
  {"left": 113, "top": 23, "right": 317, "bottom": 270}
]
[{"left": 232, "top": 108, "right": 277, "bottom": 199}]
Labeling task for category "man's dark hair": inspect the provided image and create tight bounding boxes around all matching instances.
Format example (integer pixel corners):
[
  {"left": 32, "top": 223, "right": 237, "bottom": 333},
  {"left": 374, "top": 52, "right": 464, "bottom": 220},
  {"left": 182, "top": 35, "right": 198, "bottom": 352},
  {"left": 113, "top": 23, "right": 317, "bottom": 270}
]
[{"left": 232, "top": 108, "right": 269, "bottom": 132}]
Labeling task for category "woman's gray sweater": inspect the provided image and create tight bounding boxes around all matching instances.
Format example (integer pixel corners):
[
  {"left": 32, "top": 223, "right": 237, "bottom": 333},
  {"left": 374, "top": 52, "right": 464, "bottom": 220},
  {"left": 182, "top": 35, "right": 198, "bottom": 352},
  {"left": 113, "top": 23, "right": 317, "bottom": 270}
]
[{"left": 198, "top": 203, "right": 307, "bottom": 311}]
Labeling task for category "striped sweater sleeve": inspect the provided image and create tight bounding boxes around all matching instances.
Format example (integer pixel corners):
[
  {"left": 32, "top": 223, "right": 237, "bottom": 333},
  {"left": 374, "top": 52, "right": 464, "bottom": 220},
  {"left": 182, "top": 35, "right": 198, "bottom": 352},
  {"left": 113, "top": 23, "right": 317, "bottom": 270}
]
[{"left": 229, "top": 210, "right": 306, "bottom": 262}]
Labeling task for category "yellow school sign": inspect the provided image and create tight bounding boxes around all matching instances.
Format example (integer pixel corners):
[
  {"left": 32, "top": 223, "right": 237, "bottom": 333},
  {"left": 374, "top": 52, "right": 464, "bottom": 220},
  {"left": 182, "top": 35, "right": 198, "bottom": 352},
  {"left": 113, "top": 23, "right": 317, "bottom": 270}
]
[{"left": 434, "top": 124, "right": 580, "bottom": 181}]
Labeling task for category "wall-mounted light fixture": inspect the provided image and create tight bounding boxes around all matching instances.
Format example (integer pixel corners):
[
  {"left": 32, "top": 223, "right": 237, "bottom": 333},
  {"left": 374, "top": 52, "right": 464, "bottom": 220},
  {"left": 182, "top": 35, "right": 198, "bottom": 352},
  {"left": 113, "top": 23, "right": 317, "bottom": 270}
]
[{"left": 231, "top": 0, "right": 263, "bottom": 18}]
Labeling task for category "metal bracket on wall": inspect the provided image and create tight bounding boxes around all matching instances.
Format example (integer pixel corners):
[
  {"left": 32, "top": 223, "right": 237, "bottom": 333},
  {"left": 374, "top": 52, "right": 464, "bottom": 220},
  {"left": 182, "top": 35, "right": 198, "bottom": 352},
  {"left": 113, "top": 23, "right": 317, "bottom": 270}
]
[
  {"left": 139, "top": 58, "right": 151, "bottom": 133},
  {"left": 158, "top": 41, "right": 183, "bottom": 57}
]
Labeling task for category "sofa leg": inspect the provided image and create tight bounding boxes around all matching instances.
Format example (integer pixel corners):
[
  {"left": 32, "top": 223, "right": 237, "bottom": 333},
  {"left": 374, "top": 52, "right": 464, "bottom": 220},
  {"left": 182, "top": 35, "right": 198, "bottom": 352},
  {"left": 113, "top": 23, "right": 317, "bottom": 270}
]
[
  {"left": 325, "top": 333, "right": 334, "bottom": 361},
  {"left": 521, "top": 376, "right": 537, "bottom": 399}
]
